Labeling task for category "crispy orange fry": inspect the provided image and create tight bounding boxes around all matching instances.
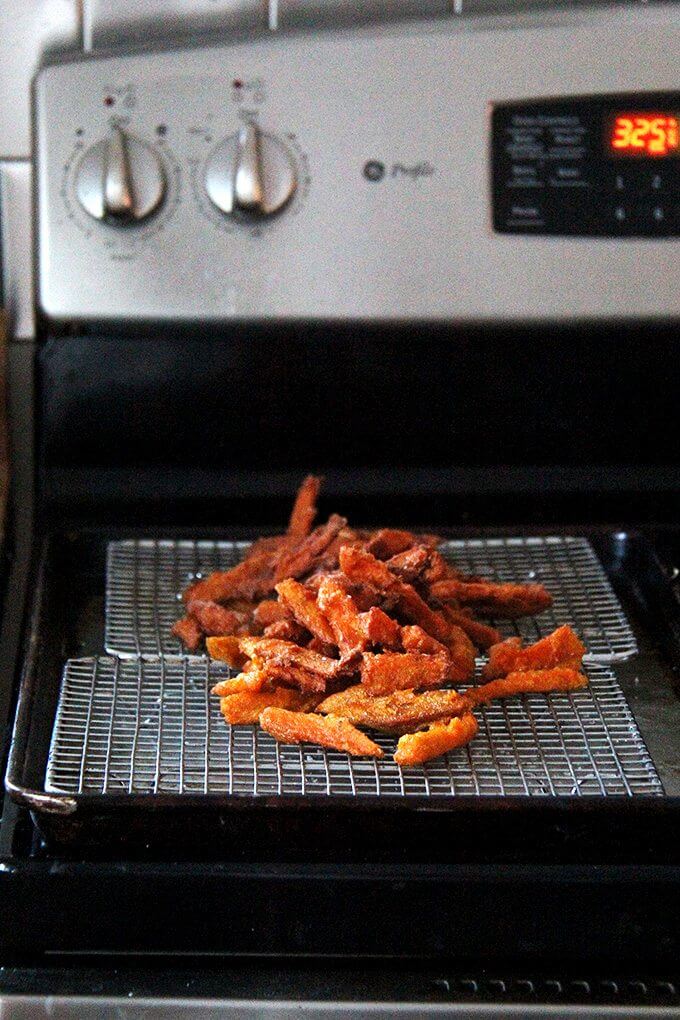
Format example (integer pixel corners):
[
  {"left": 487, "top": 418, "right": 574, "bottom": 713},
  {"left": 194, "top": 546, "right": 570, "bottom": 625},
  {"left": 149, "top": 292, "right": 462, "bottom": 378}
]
[
  {"left": 360, "top": 652, "right": 451, "bottom": 695},
  {"left": 394, "top": 713, "right": 478, "bottom": 767},
  {"left": 384, "top": 546, "right": 430, "bottom": 582},
  {"left": 253, "top": 599, "right": 291, "bottom": 629},
  {"left": 400, "top": 624, "right": 449, "bottom": 656},
  {"left": 441, "top": 606, "right": 501, "bottom": 651},
  {"left": 247, "top": 535, "right": 288, "bottom": 557},
  {"left": 186, "top": 600, "right": 248, "bottom": 637},
  {"left": 263, "top": 619, "right": 310, "bottom": 644},
  {"left": 258, "top": 661, "right": 328, "bottom": 693},
  {"left": 364, "top": 529, "right": 417, "bottom": 559},
  {"left": 239, "top": 637, "right": 350, "bottom": 693},
  {"left": 430, "top": 579, "right": 553, "bottom": 619},
  {"left": 303, "top": 572, "right": 378, "bottom": 611},
  {"left": 275, "top": 578, "right": 336, "bottom": 645},
  {"left": 317, "top": 685, "right": 472, "bottom": 731},
  {"left": 286, "top": 474, "right": 322, "bottom": 540},
  {"left": 307, "top": 636, "right": 338, "bottom": 657},
  {"left": 220, "top": 688, "right": 311, "bottom": 724},
  {"left": 211, "top": 671, "right": 267, "bottom": 696},
  {"left": 467, "top": 667, "right": 588, "bottom": 705},
  {"left": 259, "top": 707, "right": 383, "bottom": 757},
  {"left": 317, "top": 576, "right": 367, "bottom": 656},
  {"left": 360, "top": 606, "right": 402, "bottom": 650},
  {"left": 422, "top": 549, "right": 460, "bottom": 584},
  {"left": 206, "top": 635, "right": 247, "bottom": 669},
  {"left": 311, "top": 529, "right": 363, "bottom": 575},
  {"left": 274, "top": 514, "right": 348, "bottom": 582},
  {"left": 339, "top": 546, "right": 466, "bottom": 650},
  {"left": 239, "top": 637, "right": 346, "bottom": 679},
  {"left": 482, "top": 625, "right": 585, "bottom": 680},
  {"left": 184, "top": 549, "right": 276, "bottom": 604},
  {"left": 172, "top": 615, "right": 204, "bottom": 652}
]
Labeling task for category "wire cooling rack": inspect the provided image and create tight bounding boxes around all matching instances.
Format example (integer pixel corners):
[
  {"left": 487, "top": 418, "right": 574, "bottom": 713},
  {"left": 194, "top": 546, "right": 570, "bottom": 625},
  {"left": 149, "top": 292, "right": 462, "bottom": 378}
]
[
  {"left": 105, "top": 536, "right": 637, "bottom": 661},
  {"left": 45, "top": 658, "right": 661, "bottom": 798}
]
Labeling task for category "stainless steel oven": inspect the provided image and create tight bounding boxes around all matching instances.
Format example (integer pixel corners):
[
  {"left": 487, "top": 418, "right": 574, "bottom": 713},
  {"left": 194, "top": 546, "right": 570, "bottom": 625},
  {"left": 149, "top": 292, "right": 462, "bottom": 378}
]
[{"left": 0, "top": 1, "right": 679, "bottom": 1016}]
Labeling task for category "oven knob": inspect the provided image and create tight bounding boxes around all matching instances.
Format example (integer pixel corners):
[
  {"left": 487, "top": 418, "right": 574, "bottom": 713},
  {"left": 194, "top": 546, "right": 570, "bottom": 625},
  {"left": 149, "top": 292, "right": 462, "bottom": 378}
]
[
  {"left": 75, "top": 126, "right": 166, "bottom": 224},
  {"left": 205, "top": 122, "right": 297, "bottom": 219}
]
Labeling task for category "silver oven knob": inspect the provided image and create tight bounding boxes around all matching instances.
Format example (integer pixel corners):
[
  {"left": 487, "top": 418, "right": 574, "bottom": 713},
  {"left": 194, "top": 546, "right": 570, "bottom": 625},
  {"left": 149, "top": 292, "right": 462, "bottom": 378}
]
[
  {"left": 205, "top": 122, "right": 297, "bottom": 219},
  {"left": 76, "top": 126, "right": 166, "bottom": 224}
]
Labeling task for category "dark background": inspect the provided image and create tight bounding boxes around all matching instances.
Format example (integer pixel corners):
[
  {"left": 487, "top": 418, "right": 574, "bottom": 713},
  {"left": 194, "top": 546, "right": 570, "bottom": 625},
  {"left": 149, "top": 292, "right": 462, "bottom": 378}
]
[{"left": 37, "top": 323, "right": 680, "bottom": 527}]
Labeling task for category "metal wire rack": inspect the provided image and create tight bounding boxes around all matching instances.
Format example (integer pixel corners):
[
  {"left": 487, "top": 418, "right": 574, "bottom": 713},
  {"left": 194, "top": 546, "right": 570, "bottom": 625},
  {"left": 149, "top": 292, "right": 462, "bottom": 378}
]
[
  {"left": 45, "top": 658, "right": 662, "bottom": 798},
  {"left": 105, "top": 536, "right": 637, "bottom": 661}
]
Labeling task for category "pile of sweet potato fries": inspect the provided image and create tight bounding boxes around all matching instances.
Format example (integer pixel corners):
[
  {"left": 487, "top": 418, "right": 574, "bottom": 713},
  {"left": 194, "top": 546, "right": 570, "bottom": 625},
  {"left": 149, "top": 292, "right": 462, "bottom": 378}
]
[{"left": 173, "top": 477, "right": 588, "bottom": 766}]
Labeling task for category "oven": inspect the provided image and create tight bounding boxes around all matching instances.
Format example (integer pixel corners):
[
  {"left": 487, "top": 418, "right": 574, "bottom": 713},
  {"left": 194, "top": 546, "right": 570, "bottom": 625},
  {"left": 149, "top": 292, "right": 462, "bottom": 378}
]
[{"left": 0, "top": 1, "right": 679, "bottom": 1015}]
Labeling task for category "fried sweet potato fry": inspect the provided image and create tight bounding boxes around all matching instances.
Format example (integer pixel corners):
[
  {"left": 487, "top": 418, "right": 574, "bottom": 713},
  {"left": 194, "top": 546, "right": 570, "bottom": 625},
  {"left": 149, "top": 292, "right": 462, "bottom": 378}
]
[
  {"left": 311, "top": 529, "right": 364, "bottom": 574},
  {"left": 360, "top": 652, "right": 452, "bottom": 695},
  {"left": 263, "top": 619, "right": 310, "bottom": 644},
  {"left": 302, "top": 572, "right": 377, "bottom": 610},
  {"left": 384, "top": 546, "right": 430, "bottom": 583},
  {"left": 286, "top": 474, "right": 322, "bottom": 540},
  {"left": 317, "top": 576, "right": 367, "bottom": 656},
  {"left": 364, "top": 528, "right": 417, "bottom": 559},
  {"left": 482, "top": 625, "right": 585, "bottom": 680},
  {"left": 206, "top": 635, "right": 247, "bottom": 669},
  {"left": 172, "top": 614, "right": 204, "bottom": 652},
  {"left": 360, "top": 606, "right": 402, "bottom": 650},
  {"left": 253, "top": 599, "right": 291, "bottom": 629},
  {"left": 275, "top": 578, "right": 336, "bottom": 645},
  {"left": 260, "top": 708, "right": 383, "bottom": 757},
  {"left": 274, "top": 514, "right": 348, "bottom": 582},
  {"left": 430, "top": 579, "right": 553, "bottom": 619},
  {"left": 239, "top": 638, "right": 350, "bottom": 681},
  {"left": 184, "top": 548, "right": 276, "bottom": 604},
  {"left": 441, "top": 606, "right": 501, "bottom": 651},
  {"left": 211, "top": 671, "right": 267, "bottom": 696},
  {"left": 317, "top": 685, "right": 472, "bottom": 731},
  {"left": 421, "top": 549, "right": 461, "bottom": 584},
  {"left": 307, "top": 637, "right": 338, "bottom": 657},
  {"left": 467, "top": 667, "right": 588, "bottom": 705},
  {"left": 348, "top": 583, "right": 381, "bottom": 612},
  {"left": 400, "top": 625, "right": 449, "bottom": 656},
  {"left": 220, "top": 688, "right": 312, "bottom": 724},
  {"left": 258, "top": 661, "right": 328, "bottom": 693},
  {"left": 247, "top": 535, "right": 288, "bottom": 557},
  {"left": 186, "top": 600, "right": 248, "bottom": 637},
  {"left": 339, "top": 546, "right": 462, "bottom": 649},
  {"left": 394, "top": 713, "right": 478, "bottom": 767}
]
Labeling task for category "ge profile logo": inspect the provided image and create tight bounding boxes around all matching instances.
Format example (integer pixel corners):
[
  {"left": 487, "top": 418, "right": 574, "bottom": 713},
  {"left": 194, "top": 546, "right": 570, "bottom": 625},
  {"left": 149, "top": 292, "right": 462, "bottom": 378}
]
[{"left": 363, "top": 160, "right": 386, "bottom": 182}]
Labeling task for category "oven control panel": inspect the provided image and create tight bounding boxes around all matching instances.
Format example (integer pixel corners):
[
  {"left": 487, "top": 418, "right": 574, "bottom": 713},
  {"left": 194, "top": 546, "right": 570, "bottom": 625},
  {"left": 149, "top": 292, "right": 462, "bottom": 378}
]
[
  {"left": 35, "top": 4, "right": 680, "bottom": 323},
  {"left": 492, "top": 93, "right": 680, "bottom": 237}
]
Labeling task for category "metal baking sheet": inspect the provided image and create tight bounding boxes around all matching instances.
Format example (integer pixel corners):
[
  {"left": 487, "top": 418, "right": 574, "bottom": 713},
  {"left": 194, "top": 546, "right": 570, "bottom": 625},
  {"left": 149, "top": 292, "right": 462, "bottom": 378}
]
[
  {"left": 45, "top": 658, "right": 662, "bottom": 798},
  {"left": 105, "top": 536, "right": 638, "bottom": 661}
]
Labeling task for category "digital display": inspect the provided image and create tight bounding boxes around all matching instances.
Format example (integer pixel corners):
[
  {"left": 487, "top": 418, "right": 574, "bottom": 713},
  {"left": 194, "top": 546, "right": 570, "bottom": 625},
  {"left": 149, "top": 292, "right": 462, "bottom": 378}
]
[{"left": 608, "top": 113, "right": 680, "bottom": 157}]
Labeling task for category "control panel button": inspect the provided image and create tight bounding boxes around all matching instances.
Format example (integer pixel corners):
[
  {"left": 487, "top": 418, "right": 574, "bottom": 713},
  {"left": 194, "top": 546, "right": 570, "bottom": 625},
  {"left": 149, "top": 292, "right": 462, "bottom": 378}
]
[
  {"left": 76, "top": 126, "right": 166, "bottom": 224},
  {"left": 549, "top": 165, "right": 587, "bottom": 188},
  {"left": 504, "top": 201, "right": 545, "bottom": 229},
  {"left": 635, "top": 203, "right": 669, "bottom": 230},
  {"left": 611, "top": 204, "right": 630, "bottom": 228},
  {"left": 205, "top": 122, "right": 297, "bottom": 219}
]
